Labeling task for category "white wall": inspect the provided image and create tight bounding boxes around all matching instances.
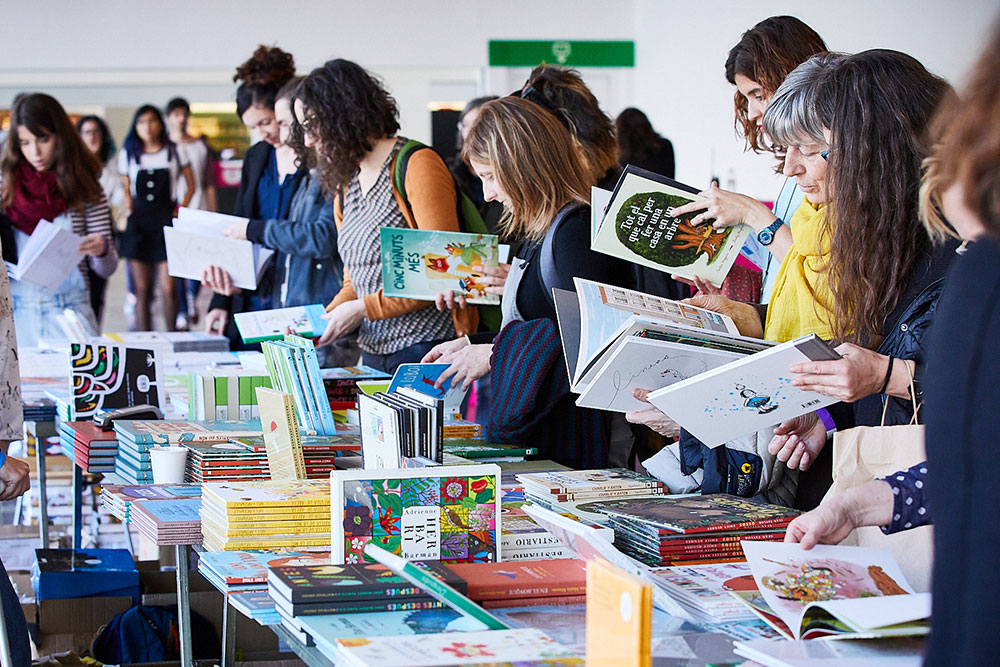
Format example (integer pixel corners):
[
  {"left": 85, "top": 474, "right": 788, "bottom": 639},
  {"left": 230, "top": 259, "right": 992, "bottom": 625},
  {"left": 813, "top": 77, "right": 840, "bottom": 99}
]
[
  {"left": 632, "top": 0, "right": 999, "bottom": 199},
  {"left": 1, "top": 0, "right": 996, "bottom": 200}
]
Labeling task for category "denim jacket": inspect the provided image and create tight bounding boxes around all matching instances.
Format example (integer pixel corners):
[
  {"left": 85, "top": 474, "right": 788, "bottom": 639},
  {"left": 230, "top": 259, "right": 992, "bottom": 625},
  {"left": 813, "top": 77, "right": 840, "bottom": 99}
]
[{"left": 246, "top": 171, "right": 343, "bottom": 309}]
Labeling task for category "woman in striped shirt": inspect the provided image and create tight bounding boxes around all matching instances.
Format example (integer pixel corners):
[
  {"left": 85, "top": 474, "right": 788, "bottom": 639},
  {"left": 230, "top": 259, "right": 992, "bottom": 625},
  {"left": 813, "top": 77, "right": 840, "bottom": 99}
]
[{"left": 0, "top": 93, "right": 118, "bottom": 347}]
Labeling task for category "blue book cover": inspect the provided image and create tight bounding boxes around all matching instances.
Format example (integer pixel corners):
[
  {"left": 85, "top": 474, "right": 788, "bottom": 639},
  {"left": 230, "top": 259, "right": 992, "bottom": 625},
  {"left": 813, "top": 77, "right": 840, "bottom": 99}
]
[
  {"left": 32, "top": 548, "right": 140, "bottom": 601},
  {"left": 114, "top": 419, "right": 263, "bottom": 445},
  {"left": 229, "top": 591, "right": 281, "bottom": 625},
  {"left": 387, "top": 363, "right": 469, "bottom": 417},
  {"left": 321, "top": 366, "right": 390, "bottom": 382},
  {"left": 133, "top": 498, "right": 202, "bottom": 523},
  {"left": 199, "top": 550, "right": 331, "bottom": 586},
  {"left": 284, "top": 335, "right": 338, "bottom": 435}
]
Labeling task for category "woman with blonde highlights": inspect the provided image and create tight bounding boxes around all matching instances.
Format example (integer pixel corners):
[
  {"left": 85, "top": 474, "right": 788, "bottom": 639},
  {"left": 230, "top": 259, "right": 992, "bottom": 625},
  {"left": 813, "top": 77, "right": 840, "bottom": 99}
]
[{"left": 424, "top": 97, "right": 627, "bottom": 468}]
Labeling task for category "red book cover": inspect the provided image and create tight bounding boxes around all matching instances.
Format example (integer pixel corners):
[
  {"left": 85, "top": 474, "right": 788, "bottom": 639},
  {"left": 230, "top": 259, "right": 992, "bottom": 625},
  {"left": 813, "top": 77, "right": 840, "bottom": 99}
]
[
  {"left": 443, "top": 558, "right": 587, "bottom": 601},
  {"left": 481, "top": 594, "right": 587, "bottom": 608}
]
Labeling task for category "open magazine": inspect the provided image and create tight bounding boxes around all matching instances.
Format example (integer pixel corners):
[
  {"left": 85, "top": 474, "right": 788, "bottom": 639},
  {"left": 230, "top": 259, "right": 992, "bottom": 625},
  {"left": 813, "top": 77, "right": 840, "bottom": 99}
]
[
  {"left": 734, "top": 541, "right": 930, "bottom": 641},
  {"left": 553, "top": 278, "right": 771, "bottom": 413}
]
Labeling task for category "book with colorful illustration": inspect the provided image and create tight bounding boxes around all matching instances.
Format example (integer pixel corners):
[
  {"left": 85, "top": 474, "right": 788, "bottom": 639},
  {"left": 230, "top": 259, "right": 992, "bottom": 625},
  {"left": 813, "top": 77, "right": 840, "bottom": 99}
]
[
  {"left": 234, "top": 304, "right": 328, "bottom": 344},
  {"left": 443, "top": 559, "right": 586, "bottom": 603},
  {"left": 591, "top": 165, "right": 750, "bottom": 287},
  {"left": 645, "top": 334, "right": 841, "bottom": 447},
  {"left": 256, "top": 387, "right": 306, "bottom": 481},
  {"left": 735, "top": 542, "right": 930, "bottom": 641},
  {"left": 330, "top": 464, "right": 502, "bottom": 565},
  {"left": 388, "top": 363, "right": 468, "bottom": 419},
  {"left": 589, "top": 494, "right": 799, "bottom": 536},
  {"left": 70, "top": 342, "right": 160, "bottom": 419},
  {"left": 197, "top": 551, "right": 331, "bottom": 586},
  {"left": 114, "top": 419, "right": 262, "bottom": 445},
  {"left": 379, "top": 227, "right": 500, "bottom": 305},
  {"left": 268, "top": 561, "right": 466, "bottom": 604}
]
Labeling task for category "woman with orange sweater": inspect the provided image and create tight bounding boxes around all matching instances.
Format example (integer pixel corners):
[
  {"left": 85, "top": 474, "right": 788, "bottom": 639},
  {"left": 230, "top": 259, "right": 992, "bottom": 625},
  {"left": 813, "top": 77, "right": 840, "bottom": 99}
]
[{"left": 296, "top": 59, "right": 474, "bottom": 373}]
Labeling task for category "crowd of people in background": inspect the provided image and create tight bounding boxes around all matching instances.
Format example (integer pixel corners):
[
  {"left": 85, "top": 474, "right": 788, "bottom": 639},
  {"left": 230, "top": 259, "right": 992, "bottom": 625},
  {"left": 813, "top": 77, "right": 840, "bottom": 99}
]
[{"left": 1, "top": 11, "right": 999, "bottom": 663}]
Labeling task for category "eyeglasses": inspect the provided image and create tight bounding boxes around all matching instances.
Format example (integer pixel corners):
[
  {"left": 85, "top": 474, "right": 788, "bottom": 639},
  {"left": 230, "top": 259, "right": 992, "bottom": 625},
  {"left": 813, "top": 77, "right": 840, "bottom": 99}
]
[
  {"left": 299, "top": 114, "right": 319, "bottom": 136},
  {"left": 821, "top": 149, "right": 830, "bottom": 161}
]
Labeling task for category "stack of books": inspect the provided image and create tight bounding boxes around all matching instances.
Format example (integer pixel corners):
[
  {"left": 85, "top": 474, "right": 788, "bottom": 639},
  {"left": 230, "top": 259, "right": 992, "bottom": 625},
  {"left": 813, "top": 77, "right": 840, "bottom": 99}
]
[
  {"left": 56, "top": 420, "right": 118, "bottom": 473},
  {"left": 100, "top": 483, "right": 202, "bottom": 522},
  {"left": 588, "top": 494, "right": 799, "bottom": 566},
  {"left": 129, "top": 497, "right": 202, "bottom": 546},
  {"left": 101, "top": 330, "right": 230, "bottom": 354},
  {"left": 443, "top": 559, "right": 587, "bottom": 608},
  {"left": 648, "top": 561, "right": 759, "bottom": 625},
  {"left": 321, "top": 366, "right": 391, "bottom": 410},
  {"left": 229, "top": 434, "right": 358, "bottom": 480},
  {"left": 229, "top": 591, "right": 282, "bottom": 626},
  {"left": 32, "top": 548, "right": 139, "bottom": 601},
  {"left": 199, "top": 481, "right": 331, "bottom": 552},
  {"left": 517, "top": 468, "right": 667, "bottom": 511},
  {"left": 197, "top": 550, "right": 330, "bottom": 595},
  {"left": 500, "top": 501, "right": 572, "bottom": 560},
  {"left": 188, "top": 369, "right": 272, "bottom": 420},
  {"left": 443, "top": 418, "right": 482, "bottom": 439},
  {"left": 184, "top": 441, "right": 270, "bottom": 483},
  {"left": 112, "top": 420, "right": 263, "bottom": 485}
]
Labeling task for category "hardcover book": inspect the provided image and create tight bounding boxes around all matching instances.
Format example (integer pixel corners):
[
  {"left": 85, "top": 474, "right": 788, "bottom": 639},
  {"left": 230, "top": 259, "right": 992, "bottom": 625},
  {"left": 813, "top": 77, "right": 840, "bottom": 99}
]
[
  {"left": 591, "top": 166, "right": 750, "bottom": 287},
  {"left": 268, "top": 561, "right": 467, "bottom": 604},
  {"left": 443, "top": 559, "right": 587, "bottom": 602},
  {"left": 330, "top": 464, "right": 502, "bottom": 565},
  {"left": 70, "top": 343, "right": 160, "bottom": 418},
  {"left": 197, "top": 551, "right": 331, "bottom": 585},
  {"left": 585, "top": 558, "right": 652, "bottom": 667},
  {"left": 234, "top": 304, "right": 328, "bottom": 344},
  {"left": 387, "top": 363, "right": 468, "bottom": 418},
  {"left": 380, "top": 227, "right": 501, "bottom": 305},
  {"left": 517, "top": 469, "right": 665, "bottom": 495},
  {"left": 114, "top": 419, "right": 262, "bottom": 445},
  {"left": 645, "top": 334, "right": 842, "bottom": 447},
  {"left": 256, "top": 387, "right": 306, "bottom": 481},
  {"left": 588, "top": 494, "right": 799, "bottom": 535}
]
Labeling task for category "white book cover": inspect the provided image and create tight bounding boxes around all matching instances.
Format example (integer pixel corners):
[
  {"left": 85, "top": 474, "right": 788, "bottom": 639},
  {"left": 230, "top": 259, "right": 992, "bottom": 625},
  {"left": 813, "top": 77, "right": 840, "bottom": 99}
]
[
  {"left": 7, "top": 220, "right": 83, "bottom": 290},
  {"left": 575, "top": 332, "right": 744, "bottom": 413},
  {"left": 734, "top": 636, "right": 924, "bottom": 667},
  {"left": 357, "top": 393, "right": 402, "bottom": 470},
  {"left": 592, "top": 166, "right": 750, "bottom": 287},
  {"left": 335, "top": 628, "right": 580, "bottom": 666},
  {"left": 571, "top": 277, "right": 742, "bottom": 390},
  {"left": 164, "top": 225, "right": 273, "bottom": 290},
  {"left": 234, "top": 304, "right": 327, "bottom": 343},
  {"left": 646, "top": 334, "right": 840, "bottom": 447},
  {"left": 739, "top": 541, "right": 928, "bottom": 641}
]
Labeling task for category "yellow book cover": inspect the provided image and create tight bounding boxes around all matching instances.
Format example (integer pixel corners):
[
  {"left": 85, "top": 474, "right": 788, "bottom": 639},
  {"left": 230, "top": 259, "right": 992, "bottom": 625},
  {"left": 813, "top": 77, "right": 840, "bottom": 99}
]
[
  {"left": 257, "top": 387, "right": 307, "bottom": 481},
  {"left": 201, "top": 481, "right": 330, "bottom": 509},
  {"left": 200, "top": 515, "right": 330, "bottom": 538},
  {"left": 202, "top": 533, "right": 332, "bottom": 551},
  {"left": 199, "top": 506, "right": 329, "bottom": 528},
  {"left": 586, "top": 558, "right": 652, "bottom": 667}
]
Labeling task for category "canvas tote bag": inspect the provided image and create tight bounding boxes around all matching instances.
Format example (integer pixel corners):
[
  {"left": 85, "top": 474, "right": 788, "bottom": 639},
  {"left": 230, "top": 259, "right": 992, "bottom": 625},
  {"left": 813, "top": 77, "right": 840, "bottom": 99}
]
[{"left": 825, "top": 363, "right": 933, "bottom": 592}]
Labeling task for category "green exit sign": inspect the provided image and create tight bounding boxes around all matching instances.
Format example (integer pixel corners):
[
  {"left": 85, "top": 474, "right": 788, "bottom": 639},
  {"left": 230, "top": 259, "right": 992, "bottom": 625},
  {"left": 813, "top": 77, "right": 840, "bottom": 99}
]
[{"left": 488, "top": 40, "right": 634, "bottom": 68}]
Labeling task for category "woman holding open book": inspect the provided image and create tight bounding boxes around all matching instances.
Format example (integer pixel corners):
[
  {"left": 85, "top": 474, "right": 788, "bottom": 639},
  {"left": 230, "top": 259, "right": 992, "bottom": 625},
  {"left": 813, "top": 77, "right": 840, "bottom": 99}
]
[
  {"left": 787, "top": 23, "right": 1000, "bottom": 661},
  {"left": 0, "top": 93, "right": 118, "bottom": 347},
  {"left": 424, "top": 97, "right": 627, "bottom": 468},
  {"left": 630, "top": 51, "right": 955, "bottom": 504}
]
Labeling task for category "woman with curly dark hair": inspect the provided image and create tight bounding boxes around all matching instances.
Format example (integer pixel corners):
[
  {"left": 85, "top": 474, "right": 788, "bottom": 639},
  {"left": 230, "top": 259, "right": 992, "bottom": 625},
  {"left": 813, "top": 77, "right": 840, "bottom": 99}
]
[
  {"left": 297, "top": 58, "right": 473, "bottom": 373},
  {"left": 615, "top": 107, "right": 674, "bottom": 179},
  {"left": 203, "top": 45, "right": 298, "bottom": 346}
]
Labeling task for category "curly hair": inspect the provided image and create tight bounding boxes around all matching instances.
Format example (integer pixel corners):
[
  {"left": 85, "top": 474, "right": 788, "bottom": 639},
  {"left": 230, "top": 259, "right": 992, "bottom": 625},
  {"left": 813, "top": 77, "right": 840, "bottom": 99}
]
[
  {"left": 234, "top": 45, "right": 296, "bottom": 118},
  {"left": 812, "top": 50, "right": 951, "bottom": 345},
  {"left": 297, "top": 59, "right": 400, "bottom": 194},
  {"left": 725, "top": 16, "right": 826, "bottom": 153},
  {"left": 519, "top": 64, "right": 619, "bottom": 183},
  {"left": 462, "top": 97, "right": 591, "bottom": 243},
  {"left": 1, "top": 93, "right": 103, "bottom": 211},
  {"left": 921, "top": 19, "right": 1000, "bottom": 241}
]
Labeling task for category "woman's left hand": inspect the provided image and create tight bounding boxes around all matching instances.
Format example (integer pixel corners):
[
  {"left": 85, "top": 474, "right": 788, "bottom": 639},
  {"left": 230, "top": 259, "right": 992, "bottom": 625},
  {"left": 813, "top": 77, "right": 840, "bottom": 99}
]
[
  {"left": 625, "top": 388, "right": 681, "bottom": 438},
  {"left": 435, "top": 343, "right": 492, "bottom": 391},
  {"left": 78, "top": 233, "right": 108, "bottom": 257},
  {"left": 317, "top": 300, "right": 366, "bottom": 346},
  {"left": 223, "top": 221, "right": 249, "bottom": 240},
  {"left": 789, "top": 342, "right": 888, "bottom": 402}
]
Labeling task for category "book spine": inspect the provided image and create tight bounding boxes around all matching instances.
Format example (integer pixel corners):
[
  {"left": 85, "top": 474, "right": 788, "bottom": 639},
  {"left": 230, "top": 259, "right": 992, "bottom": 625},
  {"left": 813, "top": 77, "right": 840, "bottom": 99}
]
[
  {"left": 664, "top": 517, "right": 796, "bottom": 535},
  {"left": 499, "top": 546, "right": 571, "bottom": 560},
  {"left": 480, "top": 594, "right": 587, "bottom": 609},
  {"left": 289, "top": 597, "right": 445, "bottom": 616},
  {"left": 551, "top": 488, "right": 665, "bottom": 502},
  {"left": 215, "top": 376, "right": 228, "bottom": 420},
  {"left": 500, "top": 533, "right": 563, "bottom": 550}
]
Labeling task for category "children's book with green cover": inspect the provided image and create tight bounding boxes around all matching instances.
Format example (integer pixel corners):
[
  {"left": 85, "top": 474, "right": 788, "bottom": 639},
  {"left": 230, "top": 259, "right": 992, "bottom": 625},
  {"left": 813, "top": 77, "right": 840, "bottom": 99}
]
[
  {"left": 380, "top": 228, "right": 500, "bottom": 304},
  {"left": 592, "top": 166, "right": 750, "bottom": 287}
]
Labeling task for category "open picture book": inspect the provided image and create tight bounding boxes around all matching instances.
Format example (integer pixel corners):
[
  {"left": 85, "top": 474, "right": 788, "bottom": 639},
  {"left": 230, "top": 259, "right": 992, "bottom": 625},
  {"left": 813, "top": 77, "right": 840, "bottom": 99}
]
[
  {"left": 164, "top": 207, "right": 273, "bottom": 290},
  {"left": 645, "top": 334, "right": 841, "bottom": 446},
  {"left": 734, "top": 541, "right": 931, "bottom": 641},
  {"left": 591, "top": 165, "right": 750, "bottom": 287},
  {"left": 554, "top": 278, "right": 771, "bottom": 413}
]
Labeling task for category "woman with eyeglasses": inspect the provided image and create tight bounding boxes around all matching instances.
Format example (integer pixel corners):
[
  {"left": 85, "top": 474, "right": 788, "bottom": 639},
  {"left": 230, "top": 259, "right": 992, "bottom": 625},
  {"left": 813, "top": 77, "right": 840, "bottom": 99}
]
[{"left": 202, "top": 45, "right": 298, "bottom": 346}]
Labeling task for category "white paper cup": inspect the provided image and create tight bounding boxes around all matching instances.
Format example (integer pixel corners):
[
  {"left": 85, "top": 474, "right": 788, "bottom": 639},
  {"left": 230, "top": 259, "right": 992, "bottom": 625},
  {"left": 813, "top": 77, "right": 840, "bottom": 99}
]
[{"left": 150, "top": 446, "right": 189, "bottom": 484}]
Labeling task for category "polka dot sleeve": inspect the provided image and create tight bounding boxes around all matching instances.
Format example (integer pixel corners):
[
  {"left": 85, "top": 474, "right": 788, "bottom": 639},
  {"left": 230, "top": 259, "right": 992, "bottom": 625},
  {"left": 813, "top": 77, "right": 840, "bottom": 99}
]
[{"left": 879, "top": 462, "right": 931, "bottom": 534}]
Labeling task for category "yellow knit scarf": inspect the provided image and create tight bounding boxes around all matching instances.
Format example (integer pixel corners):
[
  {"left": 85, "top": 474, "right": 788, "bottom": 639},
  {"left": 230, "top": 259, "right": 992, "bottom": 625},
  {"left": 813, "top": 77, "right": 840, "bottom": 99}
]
[{"left": 764, "top": 198, "right": 836, "bottom": 342}]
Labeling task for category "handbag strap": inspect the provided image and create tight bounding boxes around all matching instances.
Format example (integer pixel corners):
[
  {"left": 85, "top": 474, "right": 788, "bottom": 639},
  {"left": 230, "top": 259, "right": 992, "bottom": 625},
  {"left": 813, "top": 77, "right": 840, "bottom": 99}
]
[{"left": 880, "top": 358, "right": 920, "bottom": 426}]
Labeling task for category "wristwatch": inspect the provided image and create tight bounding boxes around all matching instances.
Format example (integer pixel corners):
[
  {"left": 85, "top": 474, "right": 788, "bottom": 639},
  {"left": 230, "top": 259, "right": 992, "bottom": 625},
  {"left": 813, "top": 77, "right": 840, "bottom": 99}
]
[{"left": 757, "top": 218, "right": 783, "bottom": 246}]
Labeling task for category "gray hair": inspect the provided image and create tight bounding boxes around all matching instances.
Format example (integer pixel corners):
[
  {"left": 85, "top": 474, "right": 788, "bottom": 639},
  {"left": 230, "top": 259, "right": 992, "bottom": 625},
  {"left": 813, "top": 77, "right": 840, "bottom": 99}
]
[{"left": 763, "top": 52, "right": 847, "bottom": 147}]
